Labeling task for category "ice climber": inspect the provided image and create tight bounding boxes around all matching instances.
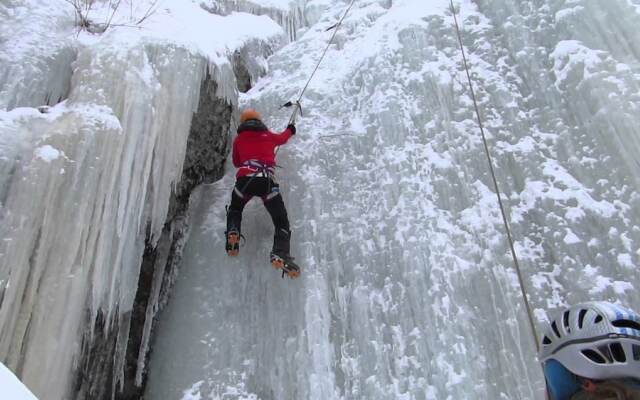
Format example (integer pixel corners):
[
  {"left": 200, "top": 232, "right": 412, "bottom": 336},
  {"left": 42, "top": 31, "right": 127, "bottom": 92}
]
[
  {"left": 540, "top": 301, "right": 640, "bottom": 400},
  {"left": 225, "top": 109, "right": 301, "bottom": 279}
]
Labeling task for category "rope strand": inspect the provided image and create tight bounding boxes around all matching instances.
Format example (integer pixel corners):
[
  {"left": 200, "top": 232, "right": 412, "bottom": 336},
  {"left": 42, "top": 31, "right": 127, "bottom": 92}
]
[
  {"left": 279, "top": 0, "right": 358, "bottom": 152},
  {"left": 449, "top": 0, "right": 540, "bottom": 352},
  {"left": 294, "top": 0, "right": 357, "bottom": 105}
]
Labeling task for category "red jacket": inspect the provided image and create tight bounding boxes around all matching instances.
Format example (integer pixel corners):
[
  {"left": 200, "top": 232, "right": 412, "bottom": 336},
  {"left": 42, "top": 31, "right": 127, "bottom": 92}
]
[{"left": 232, "top": 120, "right": 293, "bottom": 178}]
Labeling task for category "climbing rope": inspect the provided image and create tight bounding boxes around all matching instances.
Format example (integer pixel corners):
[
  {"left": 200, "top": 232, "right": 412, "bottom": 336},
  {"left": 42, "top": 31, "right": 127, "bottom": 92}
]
[
  {"left": 282, "top": 0, "right": 358, "bottom": 125},
  {"left": 449, "top": 0, "right": 541, "bottom": 352}
]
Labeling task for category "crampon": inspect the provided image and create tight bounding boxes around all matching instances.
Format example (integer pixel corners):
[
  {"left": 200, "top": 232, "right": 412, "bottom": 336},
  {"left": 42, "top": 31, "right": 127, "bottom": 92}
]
[
  {"left": 225, "top": 230, "right": 241, "bottom": 257},
  {"left": 270, "top": 253, "right": 301, "bottom": 279}
]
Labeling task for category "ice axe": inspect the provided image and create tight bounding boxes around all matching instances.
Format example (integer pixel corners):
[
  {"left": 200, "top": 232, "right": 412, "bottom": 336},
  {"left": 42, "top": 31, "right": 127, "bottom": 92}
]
[
  {"left": 325, "top": 23, "right": 338, "bottom": 31},
  {"left": 281, "top": 100, "right": 303, "bottom": 125}
]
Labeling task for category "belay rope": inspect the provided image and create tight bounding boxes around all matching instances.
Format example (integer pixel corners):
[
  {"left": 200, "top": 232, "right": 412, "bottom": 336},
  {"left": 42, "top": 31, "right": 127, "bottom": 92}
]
[
  {"left": 449, "top": 0, "right": 541, "bottom": 352},
  {"left": 278, "top": 0, "right": 541, "bottom": 351},
  {"left": 281, "top": 0, "right": 358, "bottom": 124}
]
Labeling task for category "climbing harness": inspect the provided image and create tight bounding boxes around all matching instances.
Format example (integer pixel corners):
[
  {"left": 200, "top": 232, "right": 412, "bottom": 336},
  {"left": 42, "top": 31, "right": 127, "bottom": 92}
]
[
  {"left": 232, "top": 160, "right": 280, "bottom": 202},
  {"left": 281, "top": 0, "right": 358, "bottom": 124},
  {"left": 449, "top": 0, "right": 540, "bottom": 352},
  {"left": 239, "top": 159, "right": 277, "bottom": 178},
  {"left": 225, "top": 159, "right": 280, "bottom": 250}
]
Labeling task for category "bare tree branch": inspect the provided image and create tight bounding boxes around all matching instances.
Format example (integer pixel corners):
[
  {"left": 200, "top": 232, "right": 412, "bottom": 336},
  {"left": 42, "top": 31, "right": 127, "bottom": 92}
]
[
  {"left": 135, "top": 0, "right": 160, "bottom": 25},
  {"left": 105, "top": 0, "right": 123, "bottom": 29},
  {"left": 65, "top": 0, "right": 161, "bottom": 34}
]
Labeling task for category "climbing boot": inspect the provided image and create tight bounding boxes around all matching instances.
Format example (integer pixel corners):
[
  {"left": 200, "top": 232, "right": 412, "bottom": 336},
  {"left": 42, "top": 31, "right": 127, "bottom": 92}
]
[
  {"left": 270, "top": 252, "right": 301, "bottom": 279},
  {"left": 225, "top": 228, "right": 240, "bottom": 257}
]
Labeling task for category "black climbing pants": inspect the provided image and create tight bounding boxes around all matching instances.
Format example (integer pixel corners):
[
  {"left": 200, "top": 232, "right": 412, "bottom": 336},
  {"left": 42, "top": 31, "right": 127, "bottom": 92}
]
[{"left": 227, "top": 176, "right": 291, "bottom": 256}]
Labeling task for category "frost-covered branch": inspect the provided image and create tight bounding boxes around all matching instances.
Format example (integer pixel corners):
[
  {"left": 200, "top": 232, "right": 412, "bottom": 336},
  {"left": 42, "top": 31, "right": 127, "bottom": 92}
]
[
  {"left": 134, "top": 0, "right": 159, "bottom": 25},
  {"left": 64, "top": 0, "right": 161, "bottom": 34},
  {"left": 64, "top": 0, "right": 94, "bottom": 31},
  {"left": 105, "top": 0, "right": 123, "bottom": 29}
]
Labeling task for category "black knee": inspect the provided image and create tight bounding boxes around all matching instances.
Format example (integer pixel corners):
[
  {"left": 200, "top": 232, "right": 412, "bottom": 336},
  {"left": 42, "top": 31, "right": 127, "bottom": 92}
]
[{"left": 275, "top": 227, "right": 291, "bottom": 240}]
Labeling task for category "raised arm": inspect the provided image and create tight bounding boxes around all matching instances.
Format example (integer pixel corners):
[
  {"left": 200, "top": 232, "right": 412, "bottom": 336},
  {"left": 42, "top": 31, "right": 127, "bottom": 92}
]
[{"left": 271, "top": 124, "right": 296, "bottom": 146}]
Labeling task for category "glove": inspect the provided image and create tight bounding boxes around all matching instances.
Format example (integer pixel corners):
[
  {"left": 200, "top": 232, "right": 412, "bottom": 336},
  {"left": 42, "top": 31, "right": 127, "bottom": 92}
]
[{"left": 287, "top": 124, "right": 296, "bottom": 135}]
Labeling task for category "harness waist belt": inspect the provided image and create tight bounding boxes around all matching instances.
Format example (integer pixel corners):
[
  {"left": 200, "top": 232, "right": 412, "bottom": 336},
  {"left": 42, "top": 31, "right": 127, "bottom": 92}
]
[{"left": 240, "top": 160, "right": 275, "bottom": 177}]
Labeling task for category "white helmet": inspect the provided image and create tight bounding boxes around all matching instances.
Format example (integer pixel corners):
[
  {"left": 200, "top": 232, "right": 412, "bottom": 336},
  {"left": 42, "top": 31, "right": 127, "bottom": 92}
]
[{"left": 539, "top": 301, "right": 640, "bottom": 381}]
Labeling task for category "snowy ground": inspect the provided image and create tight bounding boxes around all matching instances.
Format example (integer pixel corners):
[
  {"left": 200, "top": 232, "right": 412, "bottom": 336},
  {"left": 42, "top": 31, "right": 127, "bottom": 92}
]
[{"left": 0, "top": 362, "right": 38, "bottom": 400}]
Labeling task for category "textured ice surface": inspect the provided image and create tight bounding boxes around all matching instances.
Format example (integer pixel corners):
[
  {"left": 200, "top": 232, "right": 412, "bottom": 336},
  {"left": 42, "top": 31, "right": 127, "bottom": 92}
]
[
  {"left": 0, "top": 0, "right": 284, "bottom": 398},
  {"left": 201, "top": 0, "right": 326, "bottom": 41},
  {"left": 0, "top": 1, "right": 76, "bottom": 109},
  {"left": 147, "top": 0, "right": 640, "bottom": 399}
]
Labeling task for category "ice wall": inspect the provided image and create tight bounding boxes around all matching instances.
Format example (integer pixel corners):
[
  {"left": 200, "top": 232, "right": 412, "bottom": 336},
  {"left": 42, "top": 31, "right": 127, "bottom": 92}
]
[
  {"left": 0, "top": 0, "right": 285, "bottom": 399},
  {"left": 201, "top": 0, "right": 327, "bottom": 41},
  {"left": 0, "top": 44, "right": 224, "bottom": 400},
  {"left": 0, "top": 1, "right": 76, "bottom": 109},
  {"left": 146, "top": 0, "right": 640, "bottom": 399}
]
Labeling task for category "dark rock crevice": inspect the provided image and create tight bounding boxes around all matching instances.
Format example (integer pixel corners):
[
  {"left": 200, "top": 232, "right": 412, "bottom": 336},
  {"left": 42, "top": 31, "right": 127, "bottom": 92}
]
[
  {"left": 74, "top": 309, "right": 120, "bottom": 400},
  {"left": 233, "top": 52, "right": 254, "bottom": 93},
  {"left": 232, "top": 39, "right": 282, "bottom": 93},
  {"left": 117, "top": 69, "right": 234, "bottom": 400},
  {"left": 71, "top": 69, "right": 234, "bottom": 400}
]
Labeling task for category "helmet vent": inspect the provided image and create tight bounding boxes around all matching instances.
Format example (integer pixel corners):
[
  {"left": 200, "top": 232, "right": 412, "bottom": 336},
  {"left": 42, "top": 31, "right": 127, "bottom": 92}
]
[
  {"left": 594, "top": 315, "right": 603, "bottom": 323},
  {"left": 582, "top": 349, "right": 606, "bottom": 364},
  {"left": 609, "top": 343, "right": 626, "bottom": 363},
  {"left": 562, "top": 311, "right": 571, "bottom": 333},
  {"left": 542, "top": 335, "right": 552, "bottom": 345},
  {"left": 598, "top": 345, "right": 614, "bottom": 363},
  {"left": 611, "top": 319, "right": 640, "bottom": 332},
  {"left": 578, "top": 309, "right": 588, "bottom": 329},
  {"left": 633, "top": 345, "right": 640, "bottom": 361},
  {"left": 551, "top": 321, "right": 561, "bottom": 338}
]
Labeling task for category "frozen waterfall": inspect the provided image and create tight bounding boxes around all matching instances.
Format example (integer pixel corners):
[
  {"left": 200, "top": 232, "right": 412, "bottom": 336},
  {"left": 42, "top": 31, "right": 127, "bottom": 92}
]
[
  {"left": 146, "top": 0, "right": 640, "bottom": 399},
  {"left": 0, "top": 0, "right": 284, "bottom": 398},
  {"left": 1, "top": 0, "right": 640, "bottom": 399}
]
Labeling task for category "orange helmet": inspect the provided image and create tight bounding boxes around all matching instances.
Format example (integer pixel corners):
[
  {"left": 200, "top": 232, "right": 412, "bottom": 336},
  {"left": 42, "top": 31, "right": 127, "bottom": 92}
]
[{"left": 240, "top": 108, "right": 261, "bottom": 124}]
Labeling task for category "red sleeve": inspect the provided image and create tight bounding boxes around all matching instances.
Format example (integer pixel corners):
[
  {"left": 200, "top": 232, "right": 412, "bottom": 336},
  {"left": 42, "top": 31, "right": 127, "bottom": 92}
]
[
  {"left": 232, "top": 137, "right": 240, "bottom": 167},
  {"left": 271, "top": 127, "right": 293, "bottom": 146}
]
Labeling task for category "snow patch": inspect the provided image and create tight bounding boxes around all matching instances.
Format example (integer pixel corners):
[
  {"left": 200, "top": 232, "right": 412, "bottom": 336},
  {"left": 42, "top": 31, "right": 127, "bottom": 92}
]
[
  {"left": 550, "top": 40, "right": 605, "bottom": 89},
  {"left": 555, "top": 5, "right": 584, "bottom": 22},
  {"left": 563, "top": 229, "right": 581, "bottom": 245},
  {"left": 33, "top": 145, "right": 63, "bottom": 162},
  {"left": 0, "top": 362, "right": 38, "bottom": 400}
]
